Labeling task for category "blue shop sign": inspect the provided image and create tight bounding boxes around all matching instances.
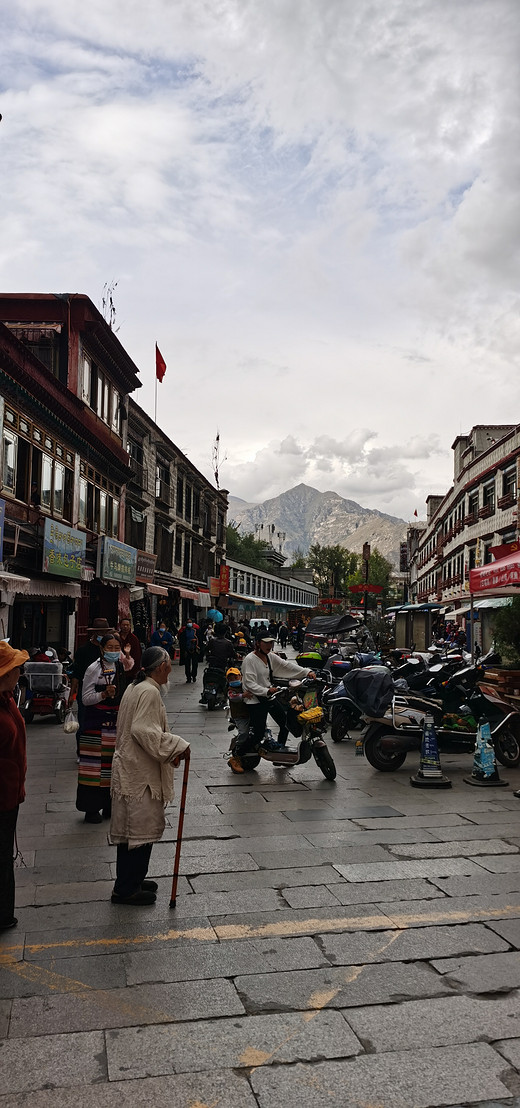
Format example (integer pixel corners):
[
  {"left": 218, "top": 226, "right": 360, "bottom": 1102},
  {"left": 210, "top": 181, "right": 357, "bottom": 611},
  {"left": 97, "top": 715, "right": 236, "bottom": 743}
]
[
  {"left": 97, "top": 537, "right": 137, "bottom": 585},
  {"left": 42, "top": 519, "right": 86, "bottom": 579}
]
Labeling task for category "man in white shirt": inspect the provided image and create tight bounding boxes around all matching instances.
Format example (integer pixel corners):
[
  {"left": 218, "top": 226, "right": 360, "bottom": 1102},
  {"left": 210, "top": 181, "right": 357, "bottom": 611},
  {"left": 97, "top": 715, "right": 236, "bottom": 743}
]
[{"left": 232, "top": 632, "right": 315, "bottom": 765}]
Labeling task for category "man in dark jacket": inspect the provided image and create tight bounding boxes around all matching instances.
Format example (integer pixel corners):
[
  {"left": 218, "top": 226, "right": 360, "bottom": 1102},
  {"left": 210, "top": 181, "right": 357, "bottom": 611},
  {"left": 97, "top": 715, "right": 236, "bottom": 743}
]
[
  {"left": 0, "top": 641, "right": 29, "bottom": 931},
  {"left": 206, "top": 624, "right": 236, "bottom": 670}
]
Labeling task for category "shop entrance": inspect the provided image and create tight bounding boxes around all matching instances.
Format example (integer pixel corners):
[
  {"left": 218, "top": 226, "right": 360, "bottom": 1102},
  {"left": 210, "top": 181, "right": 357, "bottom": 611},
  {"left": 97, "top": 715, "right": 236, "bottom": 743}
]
[{"left": 13, "top": 600, "right": 65, "bottom": 653}]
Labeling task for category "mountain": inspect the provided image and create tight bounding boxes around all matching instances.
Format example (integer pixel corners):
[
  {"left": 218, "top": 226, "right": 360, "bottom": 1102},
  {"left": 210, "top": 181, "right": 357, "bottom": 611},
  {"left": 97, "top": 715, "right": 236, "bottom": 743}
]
[{"left": 227, "top": 483, "right": 407, "bottom": 568}]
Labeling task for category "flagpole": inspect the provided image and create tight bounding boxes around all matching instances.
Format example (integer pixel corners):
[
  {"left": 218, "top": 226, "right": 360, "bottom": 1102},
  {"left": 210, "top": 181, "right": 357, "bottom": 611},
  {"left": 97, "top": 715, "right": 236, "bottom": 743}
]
[{"left": 154, "top": 371, "right": 158, "bottom": 425}]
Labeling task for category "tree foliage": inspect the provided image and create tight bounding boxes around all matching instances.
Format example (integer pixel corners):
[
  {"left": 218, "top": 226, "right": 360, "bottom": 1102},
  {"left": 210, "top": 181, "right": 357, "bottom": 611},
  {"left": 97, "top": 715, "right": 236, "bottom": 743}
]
[
  {"left": 307, "top": 542, "right": 393, "bottom": 605},
  {"left": 492, "top": 598, "right": 520, "bottom": 665},
  {"left": 289, "top": 548, "right": 308, "bottom": 570},
  {"left": 225, "top": 525, "right": 272, "bottom": 571}
]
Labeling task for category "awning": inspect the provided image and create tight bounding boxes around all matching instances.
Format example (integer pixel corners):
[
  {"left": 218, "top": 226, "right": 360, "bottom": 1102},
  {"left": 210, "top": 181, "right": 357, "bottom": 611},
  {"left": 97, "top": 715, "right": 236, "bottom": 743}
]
[
  {"left": 24, "top": 579, "right": 81, "bottom": 599},
  {"left": 454, "top": 597, "right": 512, "bottom": 618},
  {"left": 147, "top": 583, "right": 168, "bottom": 597},
  {"left": 0, "top": 572, "right": 32, "bottom": 595},
  {"left": 196, "top": 592, "right": 211, "bottom": 608},
  {"left": 470, "top": 550, "right": 520, "bottom": 594},
  {"left": 129, "top": 586, "right": 145, "bottom": 602},
  {"left": 177, "top": 587, "right": 201, "bottom": 601}
]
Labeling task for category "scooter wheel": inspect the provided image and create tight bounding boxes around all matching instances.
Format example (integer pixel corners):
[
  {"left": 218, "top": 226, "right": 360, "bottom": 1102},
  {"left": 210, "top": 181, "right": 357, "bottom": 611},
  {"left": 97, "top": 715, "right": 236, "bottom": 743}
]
[
  {"left": 24, "top": 709, "right": 34, "bottom": 725},
  {"left": 242, "top": 754, "right": 261, "bottom": 771},
  {"left": 331, "top": 706, "right": 351, "bottom": 743},
  {"left": 313, "top": 744, "right": 337, "bottom": 781},
  {"left": 207, "top": 695, "right": 216, "bottom": 711},
  {"left": 494, "top": 727, "right": 520, "bottom": 768},
  {"left": 55, "top": 702, "right": 66, "bottom": 724},
  {"left": 364, "top": 730, "right": 407, "bottom": 772}
]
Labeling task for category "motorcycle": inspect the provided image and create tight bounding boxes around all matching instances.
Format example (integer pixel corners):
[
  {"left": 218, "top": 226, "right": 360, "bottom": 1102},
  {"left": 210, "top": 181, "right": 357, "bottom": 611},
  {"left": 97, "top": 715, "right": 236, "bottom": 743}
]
[
  {"left": 344, "top": 661, "right": 520, "bottom": 773},
  {"left": 323, "top": 652, "right": 382, "bottom": 742},
  {"left": 199, "top": 665, "right": 231, "bottom": 711},
  {"left": 19, "top": 660, "right": 70, "bottom": 724},
  {"left": 227, "top": 677, "right": 337, "bottom": 780}
]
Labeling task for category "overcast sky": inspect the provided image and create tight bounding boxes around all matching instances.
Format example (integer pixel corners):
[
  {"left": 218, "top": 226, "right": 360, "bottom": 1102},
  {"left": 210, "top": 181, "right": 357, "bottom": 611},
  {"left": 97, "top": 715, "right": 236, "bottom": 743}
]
[{"left": 1, "top": 1, "right": 519, "bottom": 521}]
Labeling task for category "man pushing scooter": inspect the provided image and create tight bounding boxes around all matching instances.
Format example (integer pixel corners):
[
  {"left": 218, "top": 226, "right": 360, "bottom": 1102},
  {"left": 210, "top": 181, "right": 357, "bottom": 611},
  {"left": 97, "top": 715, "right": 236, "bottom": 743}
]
[{"left": 228, "top": 631, "right": 315, "bottom": 774}]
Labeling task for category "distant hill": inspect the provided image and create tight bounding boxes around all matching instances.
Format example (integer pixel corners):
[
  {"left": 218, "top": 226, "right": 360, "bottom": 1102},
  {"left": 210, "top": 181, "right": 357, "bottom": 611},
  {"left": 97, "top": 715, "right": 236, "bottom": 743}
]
[{"left": 228, "top": 483, "right": 407, "bottom": 568}]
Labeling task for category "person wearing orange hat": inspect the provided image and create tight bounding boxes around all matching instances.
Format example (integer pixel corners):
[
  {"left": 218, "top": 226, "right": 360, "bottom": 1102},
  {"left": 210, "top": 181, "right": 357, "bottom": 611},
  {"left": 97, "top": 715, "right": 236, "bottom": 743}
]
[{"left": 0, "top": 641, "right": 29, "bottom": 931}]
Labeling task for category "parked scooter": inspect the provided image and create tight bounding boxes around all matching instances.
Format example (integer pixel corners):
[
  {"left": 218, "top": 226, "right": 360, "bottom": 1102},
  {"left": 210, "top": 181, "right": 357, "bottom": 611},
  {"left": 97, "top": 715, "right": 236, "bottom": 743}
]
[
  {"left": 199, "top": 664, "right": 233, "bottom": 711},
  {"left": 345, "top": 659, "right": 520, "bottom": 773},
  {"left": 323, "top": 652, "right": 381, "bottom": 742},
  {"left": 227, "top": 677, "right": 337, "bottom": 780},
  {"left": 19, "top": 659, "right": 69, "bottom": 724}
]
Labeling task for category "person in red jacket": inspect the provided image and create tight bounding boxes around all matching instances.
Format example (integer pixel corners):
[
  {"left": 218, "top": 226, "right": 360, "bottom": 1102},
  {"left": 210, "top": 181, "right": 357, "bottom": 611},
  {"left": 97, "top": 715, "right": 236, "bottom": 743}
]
[{"left": 0, "top": 641, "right": 29, "bottom": 931}]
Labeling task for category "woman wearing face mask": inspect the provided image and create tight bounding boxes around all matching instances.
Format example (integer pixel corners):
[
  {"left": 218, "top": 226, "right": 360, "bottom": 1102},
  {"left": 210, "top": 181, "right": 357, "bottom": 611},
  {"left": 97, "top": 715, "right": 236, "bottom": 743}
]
[
  {"left": 76, "top": 634, "right": 134, "bottom": 824},
  {"left": 179, "top": 619, "right": 199, "bottom": 683},
  {"left": 150, "top": 621, "right": 174, "bottom": 656}
]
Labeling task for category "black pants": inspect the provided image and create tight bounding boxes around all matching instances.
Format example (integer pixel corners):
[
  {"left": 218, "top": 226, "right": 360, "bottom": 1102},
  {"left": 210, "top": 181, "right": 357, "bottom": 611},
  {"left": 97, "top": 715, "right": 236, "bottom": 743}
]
[
  {"left": 114, "top": 842, "right": 153, "bottom": 898},
  {"left": 0, "top": 806, "right": 18, "bottom": 926},
  {"left": 185, "top": 653, "right": 198, "bottom": 681},
  {"left": 237, "top": 699, "right": 291, "bottom": 755}
]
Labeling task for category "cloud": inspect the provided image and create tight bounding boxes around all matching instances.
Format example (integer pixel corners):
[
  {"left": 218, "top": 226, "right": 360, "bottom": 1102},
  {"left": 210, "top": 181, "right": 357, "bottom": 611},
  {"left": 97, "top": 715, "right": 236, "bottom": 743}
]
[{"left": 0, "top": 0, "right": 518, "bottom": 526}]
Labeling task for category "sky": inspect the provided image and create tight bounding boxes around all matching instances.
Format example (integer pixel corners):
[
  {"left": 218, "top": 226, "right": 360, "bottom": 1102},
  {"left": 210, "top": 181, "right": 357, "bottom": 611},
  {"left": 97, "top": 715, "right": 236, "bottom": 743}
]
[{"left": 1, "top": 0, "right": 519, "bottom": 522}]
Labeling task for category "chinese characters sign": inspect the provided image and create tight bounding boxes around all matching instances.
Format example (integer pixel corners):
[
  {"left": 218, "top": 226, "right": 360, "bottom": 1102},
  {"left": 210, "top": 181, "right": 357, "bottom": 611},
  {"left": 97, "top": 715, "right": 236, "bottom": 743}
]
[
  {"left": 136, "top": 550, "right": 157, "bottom": 584},
  {"left": 219, "top": 564, "right": 230, "bottom": 593},
  {"left": 98, "top": 537, "right": 137, "bottom": 585},
  {"left": 43, "top": 520, "right": 86, "bottom": 579}
]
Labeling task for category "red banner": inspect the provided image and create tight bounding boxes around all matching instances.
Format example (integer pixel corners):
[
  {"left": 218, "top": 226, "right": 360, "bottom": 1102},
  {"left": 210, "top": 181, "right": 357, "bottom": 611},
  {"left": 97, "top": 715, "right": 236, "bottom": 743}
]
[
  {"left": 319, "top": 598, "right": 343, "bottom": 605},
  {"left": 489, "top": 540, "right": 520, "bottom": 561},
  {"left": 470, "top": 550, "right": 520, "bottom": 593},
  {"left": 219, "top": 564, "right": 230, "bottom": 593}
]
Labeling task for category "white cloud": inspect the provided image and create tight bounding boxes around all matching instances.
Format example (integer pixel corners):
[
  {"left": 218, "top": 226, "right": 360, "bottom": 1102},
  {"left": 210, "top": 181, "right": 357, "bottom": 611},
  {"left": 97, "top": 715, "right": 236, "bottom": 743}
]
[{"left": 1, "top": 0, "right": 519, "bottom": 521}]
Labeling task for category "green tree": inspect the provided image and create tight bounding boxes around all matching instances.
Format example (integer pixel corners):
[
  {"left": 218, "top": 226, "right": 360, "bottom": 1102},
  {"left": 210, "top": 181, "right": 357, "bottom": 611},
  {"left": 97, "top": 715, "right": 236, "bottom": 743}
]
[
  {"left": 225, "top": 525, "right": 272, "bottom": 571},
  {"left": 492, "top": 598, "right": 520, "bottom": 665},
  {"left": 307, "top": 543, "right": 359, "bottom": 596},
  {"left": 289, "top": 548, "right": 308, "bottom": 570}
]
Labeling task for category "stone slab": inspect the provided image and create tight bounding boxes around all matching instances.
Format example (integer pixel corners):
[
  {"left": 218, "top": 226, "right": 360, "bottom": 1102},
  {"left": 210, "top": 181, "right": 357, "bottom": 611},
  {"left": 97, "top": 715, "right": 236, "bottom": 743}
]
[
  {"left": 333, "top": 858, "right": 485, "bottom": 883},
  {"left": 430, "top": 872, "right": 520, "bottom": 898},
  {"left": 0, "top": 1070, "right": 258, "bottom": 1107},
  {"left": 251, "top": 846, "right": 391, "bottom": 870},
  {"left": 151, "top": 851, "right": 259, "bottom": 876},
  {"left": 488, "top": 919, "right": 520, "bottom": 949},
  {"left": 304, "top": 829, "right": 440, "bottom": 847},
  {"left": 284, "top": 805, "right": 403, "bottom": 820},
  {"left": 13, "top": 863, "right": 114, "bottom": 886},
  {"left": 8, "top": 977, "right": 244, "bottom": 1037},
  {"left": 495, "top": 1037, "right": 520, "bottom": 1071},
  {"left": 250, "top": 1044, "right": 513, "bottom": 1108},
  {"left": 320, "top": 923, "right": 509, "bottom": 965},
  {"left": 381, "top": 894, "right": 520, "bottom": 929},
  {"left": 327, "top": 878, "right": 447, "bottom": 905},
  {"left": 211, "top": 904, "right": 396, "bottom": 941},
  {"left": 22, "top": 916, "right": 217, "bottom": 961},
  {"left": 353, "top": 814, "right": 472, "bottom": 829},
  {"left": 347, "top": 991, "right": 520, "bottom": 1052},
  {"left": 388, "top": 839, "right": 519, "bottom": 858},
  {"left": 235, "top": 960, "right": 453, "bottom": 1014},
  {"left": 124, "top": 935, "right": 326, "bottom": 985},
  {"left": 106, "top": 1009, "right": 361, "bottom": 1079},
  {"left": 0, "top": 1000, "right": 11, "bottom": 1039},
  {"left": 462, "top": 810, "right": 520, "bottom": 825},
  {"left": 432, "top": 824, "right": 520, "bottom": 841},
  {"left": 190, "top": 865, "right": 342, "bottom": 894},
  {"left": 281, "top": 885, "right": 343, "bottom": 909},
  {"left": 170, "top": 887, "right": 284, "bottom": 918},
  {"left": 474, "top": 855, "right": 520, "bottom": 873},
  {"left": 431, "top": 950, "right": 520, "bottom": 992},
  {"left": 0, "top": 1030, "right": 106, "bottom": 1093}
]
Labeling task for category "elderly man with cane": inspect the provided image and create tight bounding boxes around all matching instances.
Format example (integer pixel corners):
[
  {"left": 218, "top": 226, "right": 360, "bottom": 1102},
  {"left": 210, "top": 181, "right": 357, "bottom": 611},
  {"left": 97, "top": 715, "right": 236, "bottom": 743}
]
[{"left": 110, "top": 646, "right": 190, "bottom": 906}]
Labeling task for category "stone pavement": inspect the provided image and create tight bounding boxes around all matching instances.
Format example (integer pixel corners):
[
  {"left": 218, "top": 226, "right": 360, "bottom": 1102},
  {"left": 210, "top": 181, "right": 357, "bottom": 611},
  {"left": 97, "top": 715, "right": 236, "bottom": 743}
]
[{"left": 3, "top": 654, "right": 520, "bottom": 1106}]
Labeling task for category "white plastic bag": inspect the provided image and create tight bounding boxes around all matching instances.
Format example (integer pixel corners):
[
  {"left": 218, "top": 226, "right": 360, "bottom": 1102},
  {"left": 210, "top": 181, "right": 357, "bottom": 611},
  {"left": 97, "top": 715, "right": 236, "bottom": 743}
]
[{"left": 63, "top": 704, "right": 79, "bottom": 734}]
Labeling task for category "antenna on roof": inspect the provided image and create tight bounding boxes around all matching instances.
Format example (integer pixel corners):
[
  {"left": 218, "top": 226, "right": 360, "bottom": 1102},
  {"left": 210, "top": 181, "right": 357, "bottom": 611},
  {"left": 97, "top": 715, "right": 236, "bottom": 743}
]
[
  {"left": 211, "top": 430, "right": 227, "bottom": 490},
  {"left": 101, "top": 280, "right": 119, "bottom": 331}
]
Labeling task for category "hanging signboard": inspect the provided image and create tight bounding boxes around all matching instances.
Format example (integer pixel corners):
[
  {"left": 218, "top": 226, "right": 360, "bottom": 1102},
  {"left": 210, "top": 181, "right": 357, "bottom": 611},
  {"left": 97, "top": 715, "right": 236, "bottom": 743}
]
[
  {"left": 42, "top": 519, "right": 86, "bottom": 579},
  {"left": 219, "top": 564, "right": 230, "bottom": 593},
  {"left": 97, "top": 537, "right": 137, "bottom": 586},
  {"left": 208, "top": 576, "right": 221, "bottom": 597},
  {"left": 136, "top": 550, "right": 157, "bottom": 584}
]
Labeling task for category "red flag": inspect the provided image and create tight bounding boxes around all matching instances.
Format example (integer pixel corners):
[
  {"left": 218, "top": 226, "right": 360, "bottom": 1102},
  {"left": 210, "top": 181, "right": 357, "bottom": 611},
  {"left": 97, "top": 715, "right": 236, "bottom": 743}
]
[
  {"left": 155, "top": 343, "right": 166, "bottom": 383},
  {"left": 413, "top": 509, "right": 418, "bottom": 517}
]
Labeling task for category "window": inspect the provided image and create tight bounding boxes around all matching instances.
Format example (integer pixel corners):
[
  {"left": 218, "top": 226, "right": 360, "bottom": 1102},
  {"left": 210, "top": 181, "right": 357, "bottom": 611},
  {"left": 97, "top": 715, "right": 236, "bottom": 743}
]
[
  {"left": 54, "top": 463, "right": 65, "bottom": 516},
  {"left": 82, "top": 356, "right": 91, "bottom": 404},
  {"left": 483, "top": 482, "right": 495, "bottom": 512},
  {"left": 156, "top": 462, "right": 170, "bottom": 503},
  {"left": 185, "top": 485, "right": 192, "bottom": 523},
  {"left": 111, "top": 388, "right": 120, "bottom": 432},
  {"left": 2, "top": 430, "right": 17, "bottom": 493},
  {"left": 111, "top": 498, "right": 119, "bottom": 538},
  {"left": 41, "top": 454, "right": 53, "bottom": 510},
  {"left": 99, "top": 490, "right": 107, "bottom": 534},
  {"left": 176, "top": 476, "right": 184, "bottom": 516},
  {"left": 193, "top": 491, "right": 200, "bottom": 525},
  {"left": 183, "top": 537, "right": 191, "bottom": 577},
  {"left": 175, "top": 532, "right": 182, "bottom": 566},
  {"left": 467, "top": 491, "right": 478, "bottom": 518},
  {"left": 79, "top": 478, "right": 87, "bottom": 526},
  {"left": 502, "top": 467, "right": 517, "bottom": 499}
]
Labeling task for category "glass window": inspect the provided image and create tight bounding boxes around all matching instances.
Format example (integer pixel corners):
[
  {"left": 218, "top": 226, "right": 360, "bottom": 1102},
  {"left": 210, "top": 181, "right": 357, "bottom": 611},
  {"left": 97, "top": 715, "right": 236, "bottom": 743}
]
[
  {"left": 54, "top": 463, "right": 65, "bottom": 516},
  {"left": 2, "top": 430, "right": 17, "bottom": 493},
  {"left": 111, "top": 387, "right": 120, "bottom": 431},
  {"left": 41, "top": 454, "right": 52, "bottom": 510},
  {"left": 112, "top": 498, "right": 119, "bottom": 538},
  {"left": 82, "top": 356, "right": 91, "bottom": 403},
  {"left": 483, "top": 482, "right": 495, "bottom": 511},
  {"left": 79, "top": 478, "right": 87, "bottom": 525},
  {"left": 99, "top": 490, "right": 107, "bottom": 533}
]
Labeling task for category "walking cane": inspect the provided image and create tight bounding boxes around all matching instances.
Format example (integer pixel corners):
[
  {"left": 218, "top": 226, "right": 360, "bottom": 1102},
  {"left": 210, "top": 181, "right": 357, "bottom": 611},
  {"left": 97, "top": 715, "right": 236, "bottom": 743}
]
[{"left": 169, "top": 748, "right": 191, "bottom": 908}]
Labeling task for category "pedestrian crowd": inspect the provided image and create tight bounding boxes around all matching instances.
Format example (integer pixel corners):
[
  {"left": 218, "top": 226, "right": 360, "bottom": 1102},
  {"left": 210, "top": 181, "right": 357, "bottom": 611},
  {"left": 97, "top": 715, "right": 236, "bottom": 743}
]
[{"left": 0, "top": 609, "right": 312, "bottom": 926}]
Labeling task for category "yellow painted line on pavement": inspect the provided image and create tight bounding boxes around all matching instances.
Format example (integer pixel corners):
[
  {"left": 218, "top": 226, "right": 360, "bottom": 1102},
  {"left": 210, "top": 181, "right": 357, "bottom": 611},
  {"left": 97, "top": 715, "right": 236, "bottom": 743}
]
[{"left": 1, "top": 899, "right": 520, "bottom": 959}]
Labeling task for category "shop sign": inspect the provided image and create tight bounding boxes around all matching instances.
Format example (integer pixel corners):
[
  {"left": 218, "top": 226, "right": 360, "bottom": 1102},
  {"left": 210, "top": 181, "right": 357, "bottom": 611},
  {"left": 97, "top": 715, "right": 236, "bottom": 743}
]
[
  {"left": 0, "top": 499, "right": 4, "bottom": 564},
  {"left": 319, "top": 597, "right": 343, "bottom": 605},
  {"left": 349, "top": 583, "right": 383, "bottom": 594},
  {"left": 42, "top": 519, "right": 86, "bottom": 579},
  {"left": 136, "top": 550, "right": 157, "bottom": 584},
  {"left": 219, "top": 564, "right": 230, "bottom": 593},
  {"left": 208, "top": 576, "right": 220, "bottom": 597},
  {"left": 97, "top": 537, "right": 137, "bottom": 585}
]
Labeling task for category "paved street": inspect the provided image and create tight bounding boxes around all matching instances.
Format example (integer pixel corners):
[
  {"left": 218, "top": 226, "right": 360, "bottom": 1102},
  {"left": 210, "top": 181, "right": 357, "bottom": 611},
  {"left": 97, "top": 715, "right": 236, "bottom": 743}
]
[{"left": 4, "top": 655, "right": 520, "bottom": 1107}]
